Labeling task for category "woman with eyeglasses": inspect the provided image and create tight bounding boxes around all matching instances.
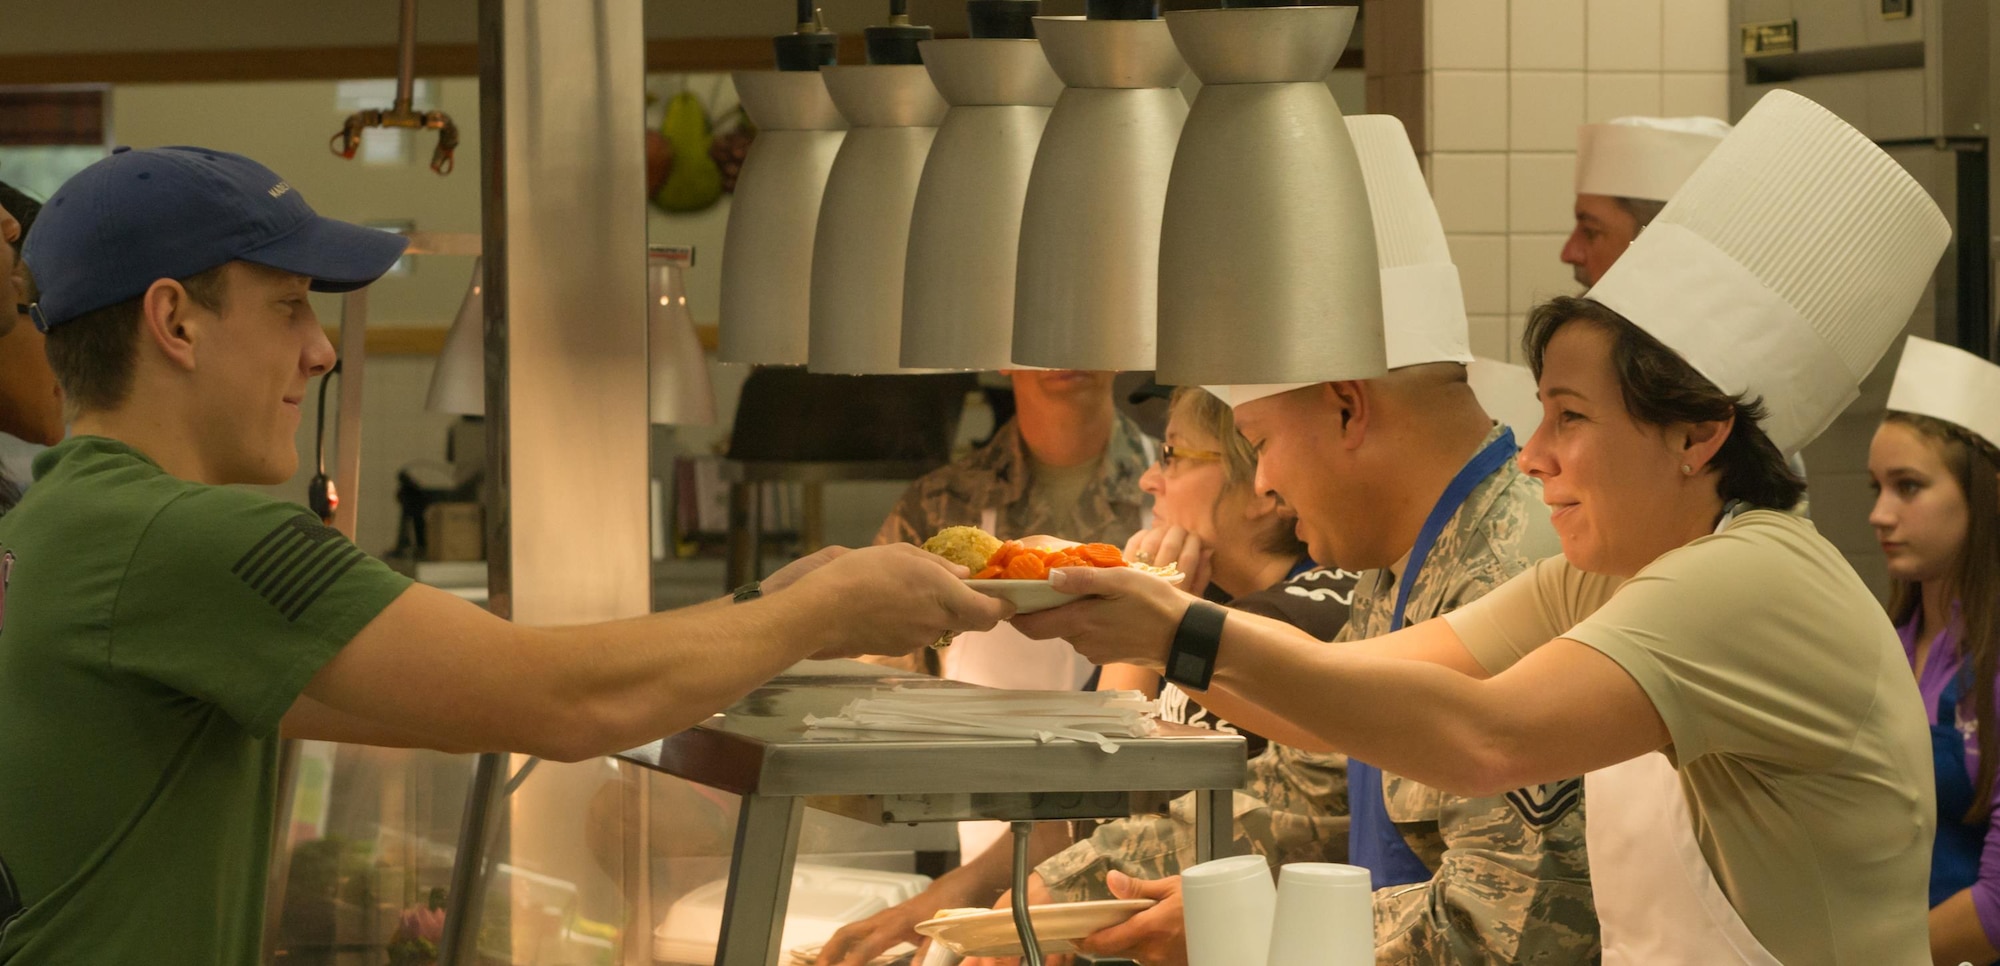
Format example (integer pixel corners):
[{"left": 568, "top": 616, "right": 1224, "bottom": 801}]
[{"left": 1099, "top": 385, "right": 1357, "bottom": 739}]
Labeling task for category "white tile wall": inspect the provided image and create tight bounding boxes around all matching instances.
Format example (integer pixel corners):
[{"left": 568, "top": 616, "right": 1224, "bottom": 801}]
[
  {"left": 1447, "top": 233, "right": 1511, "bottom": 314},
  {"left": 1508, "top": 233, "right": 1580, "bottom": 313},
  {"left": 1662, "top": 72, "right": 1730, "bottom": 119},
  {"left": 1430, "top": 0, "right": 1510, "bottom": 70},
  {"left": 1468, "top": 314, "right": 1512, "bottom": 360},
  {"left": 1585, "top": 0, "right": 1663, "bottom": 72},
  {"left": 1396, "top": 0, "right": 1730, "bottom": 363},
  {"left": 1432, "top": 70, "right": 1510, "bottom": 151},
  {"left": 1509, "top": 0, "right": 1586, "bottom": 70},
  {"left": 1585, "top": 72, "right": 1662, "bottom": 122},
  {"left": 1509, "top": 71, "right": 1585, "bottom": 151},
  {"left": 1507, "top": 152, "right": 1576, "bottom": 233},
  {"left": 1431, "top": 152, "right": 1509, "bottom": 233},
  {"left": 1662, "top": 0, "right": 1730, "bottom": 72}
]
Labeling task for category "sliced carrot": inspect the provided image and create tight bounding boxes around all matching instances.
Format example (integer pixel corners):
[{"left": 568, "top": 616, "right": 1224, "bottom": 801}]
[
  {"left": 1003, "top": 552, "right": 1050, "bottom": 580},
  {"left": 1078, "top": 543, "right": 1125, "bottom": 568},
  {"left": 987, "top": 541, "right": 1024, "bottom": 569},
  {"left": 972, "top": 563, "right": 1005, "bottom": 579}
]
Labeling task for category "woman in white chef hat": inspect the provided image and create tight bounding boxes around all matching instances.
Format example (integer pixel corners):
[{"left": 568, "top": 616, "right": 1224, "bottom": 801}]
[
  {"left": 1869, "top": 336, "right": 2000, "bottom": 966},
  {"left": 1012, "top": 89, "right": 1949, "bottom": 964}
]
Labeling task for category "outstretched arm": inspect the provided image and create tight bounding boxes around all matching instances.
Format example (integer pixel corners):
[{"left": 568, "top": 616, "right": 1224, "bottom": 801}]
[{"left": 287, "top": 544, "right": 1014, "bottom": 760}]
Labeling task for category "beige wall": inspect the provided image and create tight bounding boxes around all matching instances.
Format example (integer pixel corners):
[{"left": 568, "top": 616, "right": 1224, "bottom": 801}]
[
  {"left": 1, "top": 1, "right": 1104, "bottom": 55},
  {"left": 1368, "top": 0, "right": 1732, "bottom": 365}
]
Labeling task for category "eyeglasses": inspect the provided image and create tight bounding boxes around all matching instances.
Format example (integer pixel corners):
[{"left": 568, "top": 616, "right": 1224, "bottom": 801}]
[{"left": 1158, "top": 442, "right": 1223, "bottom": 473}]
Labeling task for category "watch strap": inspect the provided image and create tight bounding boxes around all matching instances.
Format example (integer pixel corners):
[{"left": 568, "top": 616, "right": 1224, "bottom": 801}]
[{"left": 1164, "top": 601, "right": 1227, "bottom": 691}]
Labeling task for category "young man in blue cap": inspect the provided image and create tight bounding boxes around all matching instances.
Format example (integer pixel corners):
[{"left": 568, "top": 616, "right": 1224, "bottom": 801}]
[{"left": 0, "top": 146, "right": 1010, "bottom": 964}]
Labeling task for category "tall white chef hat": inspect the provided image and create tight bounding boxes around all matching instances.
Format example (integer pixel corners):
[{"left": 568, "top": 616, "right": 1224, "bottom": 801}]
[
  {"left": 1210, "top": 115, "right": 1469, "bottom": 409},
  {"left": 1575, "top": 115, "right": 1731, "bottom": 203},
  {"left": 1886, "top": 336, "right": 2000, "bottom": 454},
  {"left": 1466, "top": 357, "right": 1542, "bottom": 440},
  {"left": 1587, "top": 90, "right": 1951, "bottom": 456}
]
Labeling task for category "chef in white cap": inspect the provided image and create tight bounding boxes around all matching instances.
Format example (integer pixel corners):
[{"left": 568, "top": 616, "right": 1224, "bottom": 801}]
[
  {"left": 1869, "top": 336, "right": 2000, "bottom": 966},
  {"left": 1015, "top": 89, "right": 1948, "bottom": 964},
  {"left": 1563, "top": 115, "right": 1730, "bottom": 287}
]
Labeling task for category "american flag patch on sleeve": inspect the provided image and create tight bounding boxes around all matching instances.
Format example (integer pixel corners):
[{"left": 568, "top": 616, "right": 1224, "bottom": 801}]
[{"left": 231, "top": 515, "right": 366, "bottom": 621}]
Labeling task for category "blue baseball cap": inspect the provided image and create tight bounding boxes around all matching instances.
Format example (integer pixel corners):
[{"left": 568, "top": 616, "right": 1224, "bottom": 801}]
[{"left": 22, "top": 146, "right": 410, "bottom": 332}]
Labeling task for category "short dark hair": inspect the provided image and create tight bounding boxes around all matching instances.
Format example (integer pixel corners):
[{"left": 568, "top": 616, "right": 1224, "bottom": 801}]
[
  {"left": 45, "top": 266, "right": 229, "bottom": 420},
  {"left": 1522, "top": 295, "right": 1806, "bottom": 511}
]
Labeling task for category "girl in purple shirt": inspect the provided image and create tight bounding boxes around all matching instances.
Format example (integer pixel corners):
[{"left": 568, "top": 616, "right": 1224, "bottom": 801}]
[{"left": 1870, "top": 409, "right": 2000, "bottom": 966}]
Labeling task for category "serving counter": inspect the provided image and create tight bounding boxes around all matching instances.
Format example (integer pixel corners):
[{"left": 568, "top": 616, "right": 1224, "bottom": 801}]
[{"left": 615, "top": 660, "right": 1249, "bottom": 966}]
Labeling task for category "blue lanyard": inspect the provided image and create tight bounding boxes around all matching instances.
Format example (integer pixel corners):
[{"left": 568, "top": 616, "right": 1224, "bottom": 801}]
[{"left": 1390, "top": 429, "right": 1519, "bottom": 631}]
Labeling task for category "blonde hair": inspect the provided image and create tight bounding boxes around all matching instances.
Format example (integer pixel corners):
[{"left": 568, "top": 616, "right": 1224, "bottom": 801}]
[{"left": 1168, "top": 387, "right": 1306, "bottom": 558}]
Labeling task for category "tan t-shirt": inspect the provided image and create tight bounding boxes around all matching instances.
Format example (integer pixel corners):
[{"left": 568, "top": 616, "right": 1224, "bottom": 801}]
[{"left": 1443, "top": 509, "right": 1933, "bottom": 965}]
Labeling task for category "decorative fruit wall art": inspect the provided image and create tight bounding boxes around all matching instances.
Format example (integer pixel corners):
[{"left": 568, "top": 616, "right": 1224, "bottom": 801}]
[{"left": 645, "top": 78, "right": 757, "bottom": 214}]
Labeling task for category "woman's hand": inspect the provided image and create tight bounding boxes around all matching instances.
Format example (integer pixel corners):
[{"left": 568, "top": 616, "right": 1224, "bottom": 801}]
[
  {"left": 1009, "top": 567, "right": 1195, "bottom": 671},
  {"left": 1125, "top": 524, "right": 1214, "bottom": 596}
]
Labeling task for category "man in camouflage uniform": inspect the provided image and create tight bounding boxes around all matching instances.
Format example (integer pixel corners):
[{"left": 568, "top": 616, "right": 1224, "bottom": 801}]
[
  {"left": 875, "top": 371, "right": 1153, "bottom": 551},
  {"left": 1030, "top": 414, "right": 1596, "bottom": 963}
]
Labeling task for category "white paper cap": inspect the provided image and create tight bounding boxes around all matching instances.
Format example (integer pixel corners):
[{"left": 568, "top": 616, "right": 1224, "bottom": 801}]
[
  {"left": 1887, "top": 336, "right": 2000, "bottom": 454},
  {"left": 1202, "top": 383, "right": 1311, "bottom": 409},
  {"left": 1347, "top": 114, "right": 1473, "bottom": 369},
  {"left": 1575, "top": 115, "right": 1731, "bottom": 202},
  {"left": 1465, "top": 357, "right": 1542, "bottom": 440},
  {"left": 1587, "top": 90, "right": 1950, "bottom": 456}
]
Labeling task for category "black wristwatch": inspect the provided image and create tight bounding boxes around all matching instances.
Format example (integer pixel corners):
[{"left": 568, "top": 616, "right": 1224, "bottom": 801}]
[
  {"left": 1164, "top": 601, "right": 1228, "bottom": 691},
  {"left": 730, "top": 581, "right": 763, "bottom": 604}
]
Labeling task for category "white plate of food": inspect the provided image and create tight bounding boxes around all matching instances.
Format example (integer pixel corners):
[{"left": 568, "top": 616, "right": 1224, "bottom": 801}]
[
  {"left": 914, "top": 899, "right": 1157, "bottom": 957},
  {"left": 924, "top": 527, "right": 1182, "bottom": 615}
]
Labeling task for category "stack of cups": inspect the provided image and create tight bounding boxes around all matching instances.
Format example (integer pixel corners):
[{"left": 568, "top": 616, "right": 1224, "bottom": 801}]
[
  {"left": 1180, "top": 854, "right": 1277, "bottom": 966},
  {"left": 1267, "top": 863, "right": 1374, "bottom": 965}
]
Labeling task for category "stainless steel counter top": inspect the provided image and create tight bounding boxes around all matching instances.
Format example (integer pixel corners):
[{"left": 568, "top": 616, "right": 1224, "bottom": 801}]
[
  {"left": 615, "top": 659, "right": 1248, "bottom": 801},
  {"left": 613, "top": 659, "right": 1249, "bottom": 966}
]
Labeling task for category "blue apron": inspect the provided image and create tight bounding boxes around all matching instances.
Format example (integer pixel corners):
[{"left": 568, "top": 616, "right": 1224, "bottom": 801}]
[
  {"left": 1348, "top": 430, "right": 1518, "bottom": 888},
  {"left": 1929, "top": 669, "right": 1986, "bottom": 908}
]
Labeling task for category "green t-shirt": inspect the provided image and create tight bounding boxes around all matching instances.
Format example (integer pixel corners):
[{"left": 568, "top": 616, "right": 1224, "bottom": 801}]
[{"left": 0, "top": 437, "right": 412, "bottom": 964}]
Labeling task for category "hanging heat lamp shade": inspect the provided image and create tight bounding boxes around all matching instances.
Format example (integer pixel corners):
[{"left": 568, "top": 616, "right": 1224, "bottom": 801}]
[
  {"left": 1011, "top": 11, "right": 1188, "bottom": 371},
  {"left": 426, "top": 257, "right": 485, "bottom": 416},
  {"left": 715, "top": 70, "right": 848, "bottom": 365},
  {"left": 1154, "top": 4, "right": 1386, "bottom": 386},
  {"left": 648, "top": 246, "right": 717, "bottom": 425},
  {"left": 805, "top": 63, "right": 951, "bottom": 374},
  {"left": 426, "top": 252, "right": 718, "bottom": 426},
  {"left": 898, "top": 35, "right": 1063, "bottom": 370}
]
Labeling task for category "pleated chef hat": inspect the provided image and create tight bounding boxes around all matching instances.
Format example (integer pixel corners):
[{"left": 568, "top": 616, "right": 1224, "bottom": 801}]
[
  {"left": 1886, "top": 336, "right": 2000, "bottom": 454},
  {"left": 1211, "top": 115, "right": 1468, "bottom": 409},
  {"left": 1587, "top": 90, "right": 1951, "bottom": 457},
  {"left": 1575, "top": 115, "right": 1731, "bottom": 202}
]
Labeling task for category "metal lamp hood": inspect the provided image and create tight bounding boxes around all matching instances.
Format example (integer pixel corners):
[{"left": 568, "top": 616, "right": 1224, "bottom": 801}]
[
  {"left": 899, "top": 37, "right": 1063, "bottom": 370},
  {"left": 1154, "top": 4, "right": 1386, "bottom": 385},
  {"left": 806, "top": 63, "right": 951, "bottom": 374},
  {"left": 715, "top": 70, "right": 848, "bottom": 365},
  {"left": 1010, "top": 14, "right": 1189, "bottom": 371}
]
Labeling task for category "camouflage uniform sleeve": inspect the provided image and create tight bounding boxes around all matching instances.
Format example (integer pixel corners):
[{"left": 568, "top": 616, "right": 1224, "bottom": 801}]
[
  {"left": 874, "top": 481, "right": 930, "bottom": 547},
  {"left": 1034, "top": 745, "right": 1353, "bottom": 902},
  {"left": 1369, "top": 782, "right": 1597, "bottom": 965}
]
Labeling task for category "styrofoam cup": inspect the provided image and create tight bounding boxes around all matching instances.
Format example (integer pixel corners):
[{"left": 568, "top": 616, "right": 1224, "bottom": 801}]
[
  {"left": 1266, "top": 863, "right": 1373, "bottom": 966},
  {"left": 1180, "top": 854, "right": 1277, "bottom": 966}
]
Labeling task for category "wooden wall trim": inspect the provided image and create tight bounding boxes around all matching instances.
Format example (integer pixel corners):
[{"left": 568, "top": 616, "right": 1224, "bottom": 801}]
[
  {"left": 1, "top": 36, "right": 875, "bottom": 85},
  {"left": 331, "top": 324, "right": 718, "bottom": 356}
]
